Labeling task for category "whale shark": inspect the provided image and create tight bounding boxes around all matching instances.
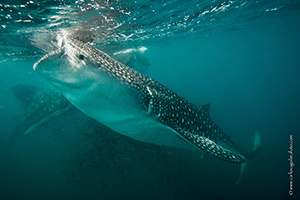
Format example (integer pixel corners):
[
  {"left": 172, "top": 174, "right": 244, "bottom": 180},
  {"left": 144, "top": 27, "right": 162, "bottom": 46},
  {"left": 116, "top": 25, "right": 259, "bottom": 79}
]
[
  {"left": 33, "top": 32, "right": 260, "bottom": 183},
  {"left": 11, "top": 85, "right": 75, "bottom": 137},
  {"left": 10, "top": 47, "right": 150, "bottom": 138}
]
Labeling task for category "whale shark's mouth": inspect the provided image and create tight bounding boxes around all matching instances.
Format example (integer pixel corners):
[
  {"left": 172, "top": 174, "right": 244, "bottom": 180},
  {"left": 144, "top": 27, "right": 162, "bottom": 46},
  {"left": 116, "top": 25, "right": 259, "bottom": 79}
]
[
  {"left": 33, "top": 46, "right": 88, "bottom": 90},
  {"left": 33, "top": 49, "right": 61, "bottom": 70}
]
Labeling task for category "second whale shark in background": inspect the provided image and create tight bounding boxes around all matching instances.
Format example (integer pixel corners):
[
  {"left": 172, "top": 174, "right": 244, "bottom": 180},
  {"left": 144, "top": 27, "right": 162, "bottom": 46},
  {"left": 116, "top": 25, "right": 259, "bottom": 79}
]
[
  {"left": 11, "top": 84, "right": 75, "bottom": 136},
  {"left": 33, "top": 31, "right": 261, "bottom": 184}
]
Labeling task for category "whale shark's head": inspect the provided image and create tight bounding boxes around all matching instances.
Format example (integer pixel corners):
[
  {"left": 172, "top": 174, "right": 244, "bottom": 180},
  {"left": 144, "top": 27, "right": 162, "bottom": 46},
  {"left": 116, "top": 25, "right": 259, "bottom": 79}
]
[
  {"left": 34, "top": 31, "right": 149, "bottom": 94},
  {"left": 33, "top": 32, "right": 102, "bottom": 92}
]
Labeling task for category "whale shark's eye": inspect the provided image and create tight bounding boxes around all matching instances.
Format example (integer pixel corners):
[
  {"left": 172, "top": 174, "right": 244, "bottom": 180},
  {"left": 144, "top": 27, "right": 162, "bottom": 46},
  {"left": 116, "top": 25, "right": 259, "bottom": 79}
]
[{"left": 78, "top": 54, "right": 84, "bottom": 60}]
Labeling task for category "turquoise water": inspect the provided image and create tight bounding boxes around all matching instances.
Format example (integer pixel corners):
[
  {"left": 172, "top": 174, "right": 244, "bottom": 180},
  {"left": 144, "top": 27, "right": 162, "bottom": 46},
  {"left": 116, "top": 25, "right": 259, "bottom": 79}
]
[{"left": 0, "top": 0, "right": 299, "bottom": 199}]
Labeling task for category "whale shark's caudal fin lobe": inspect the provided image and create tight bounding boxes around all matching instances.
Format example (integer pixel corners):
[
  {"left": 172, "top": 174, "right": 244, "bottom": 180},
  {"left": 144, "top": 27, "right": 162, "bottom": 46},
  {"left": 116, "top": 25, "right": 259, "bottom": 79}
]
[
  {"left": 236, "top": 159, "right": 248, "bottom": 185},
  {"left": 236, "top": 130, "right": 261, "bottom": 185}
]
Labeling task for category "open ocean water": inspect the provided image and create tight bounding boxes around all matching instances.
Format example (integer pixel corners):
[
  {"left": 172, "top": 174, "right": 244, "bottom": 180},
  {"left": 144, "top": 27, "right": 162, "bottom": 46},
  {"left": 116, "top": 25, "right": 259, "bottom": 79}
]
[{"left": 0, "top": 0, "right": 299, "bottom": 200}]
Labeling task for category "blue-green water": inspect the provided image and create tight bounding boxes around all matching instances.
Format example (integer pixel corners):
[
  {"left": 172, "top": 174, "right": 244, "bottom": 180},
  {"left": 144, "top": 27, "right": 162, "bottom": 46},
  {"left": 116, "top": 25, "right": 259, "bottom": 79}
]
[{"left": 0, "top": 0, "right": 299, "bottom": 199}]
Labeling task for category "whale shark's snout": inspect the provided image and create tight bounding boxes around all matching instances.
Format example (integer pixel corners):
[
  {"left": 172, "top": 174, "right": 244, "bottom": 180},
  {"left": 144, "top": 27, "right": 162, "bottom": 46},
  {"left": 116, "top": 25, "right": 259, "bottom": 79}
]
[
  {"left": 34, "top": 33, "right": 98, "bottom": 90},
  {"left": 34, "top": 48, "right": 83, "bottom": 88}
]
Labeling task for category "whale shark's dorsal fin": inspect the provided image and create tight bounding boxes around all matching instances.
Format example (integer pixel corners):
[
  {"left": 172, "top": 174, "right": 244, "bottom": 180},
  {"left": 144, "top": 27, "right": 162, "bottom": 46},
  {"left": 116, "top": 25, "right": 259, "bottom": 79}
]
[
  {"left": 196, "top": 103, "right": 211, "bottom": 118},
  {"left": 198, "top": 103, "right": 210, "bottom": 117},
  {"left": 12, "top": 85, "right": 39, "bottom": 109}
]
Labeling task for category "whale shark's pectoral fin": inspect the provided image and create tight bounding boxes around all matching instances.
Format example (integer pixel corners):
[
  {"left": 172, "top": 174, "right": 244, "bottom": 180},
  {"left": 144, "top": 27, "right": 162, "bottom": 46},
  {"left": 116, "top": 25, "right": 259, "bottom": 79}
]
[
  {"left": 24, "top": 104, "right": 74, "bottom": 135},
  {"left": 172, "top": 127, "right": 245, "bottom": 164}
]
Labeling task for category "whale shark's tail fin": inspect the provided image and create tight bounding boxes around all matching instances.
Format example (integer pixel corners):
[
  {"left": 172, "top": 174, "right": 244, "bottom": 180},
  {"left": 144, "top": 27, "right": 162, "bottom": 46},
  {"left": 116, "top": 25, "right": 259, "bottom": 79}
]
[{"left": 236, "top": 130, "right": 261, "bottom": 185}]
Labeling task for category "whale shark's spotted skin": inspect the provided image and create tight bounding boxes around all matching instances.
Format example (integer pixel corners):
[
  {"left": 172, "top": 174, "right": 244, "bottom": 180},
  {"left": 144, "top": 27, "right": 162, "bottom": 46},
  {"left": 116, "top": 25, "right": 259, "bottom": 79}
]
[
  {"left": 9, "top": 85, "right": 75, "bottom": 145},
  {"left": 34, "top": 34, "right": 256, "bottom": 165},
  {"left": 139, "top": 81, "right": 243, "bottom": 162},
  {"left": 111, "top": 68, "right": 244, "bottom": 163}
]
